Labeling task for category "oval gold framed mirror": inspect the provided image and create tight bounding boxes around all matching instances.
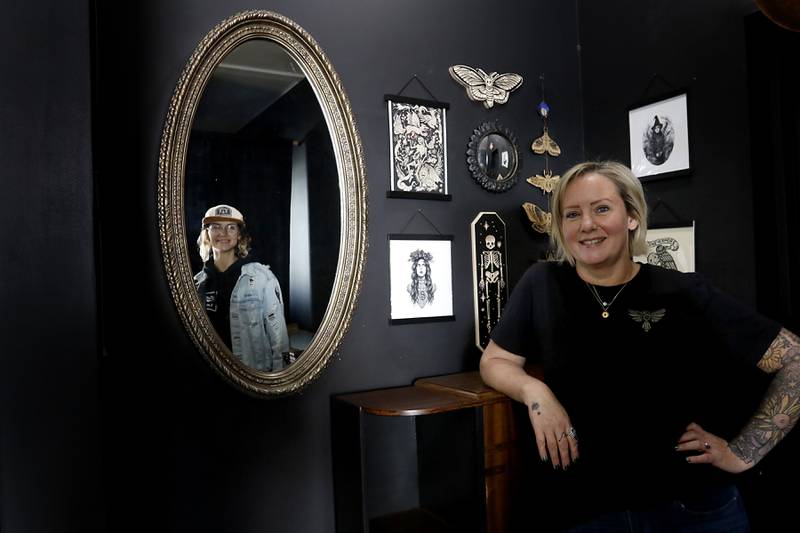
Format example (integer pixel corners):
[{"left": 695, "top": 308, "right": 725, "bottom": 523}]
[{"left": 158, "top": 11, "right": 367, "bottom": 397}]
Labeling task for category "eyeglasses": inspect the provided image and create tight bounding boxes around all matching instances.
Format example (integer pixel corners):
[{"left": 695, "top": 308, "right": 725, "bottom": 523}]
[{"left": 206, "top": 223, "right": 240, "bottom": 234}]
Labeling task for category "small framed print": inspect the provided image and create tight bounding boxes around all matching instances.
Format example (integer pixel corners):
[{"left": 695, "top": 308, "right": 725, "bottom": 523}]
[
  {"left": 634, "top": 222, "right": 696, "bottom": 272},
  {"left": 388, "top": 234, "right": 454, "bottom": 324},
  {"left": 628, "top": 91, "right": 691, "bottom": 181},
  {"left": 385, "top": 95, "right": 451, "bottom": 200}
]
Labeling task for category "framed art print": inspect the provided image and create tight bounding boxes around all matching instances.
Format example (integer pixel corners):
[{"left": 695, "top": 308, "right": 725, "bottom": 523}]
[
  {"left": 385, "top": 95, "right": 451, "bottom": 200},
  {"left": 470, "top": 212, "right": 508, "bottom": 350},
  {"left": 634, "top": 222, "right": 695, "bottom": 272},
  {"left": 388, "top": 234, "right": 454, "bottom": 324},
  {"left": 628, "top": 91, "right": 691, "bottom": 180}
]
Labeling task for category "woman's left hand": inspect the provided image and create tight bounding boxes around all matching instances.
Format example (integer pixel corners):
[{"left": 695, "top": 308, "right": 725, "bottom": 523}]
[{"left": 676, "top": 422, "right": 752, "bottom": 474}]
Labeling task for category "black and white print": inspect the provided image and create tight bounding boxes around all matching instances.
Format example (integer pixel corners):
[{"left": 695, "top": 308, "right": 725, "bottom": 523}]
[
  {"left": 389, "top": 235, "right": 454, "bottom": 323},
  {"left": 471, "top": 212, "right": 509, "bottom": 350},
  {"left": 387, "top": 98, "right": 448, "bottom": 195},
  {"left": 628, "top": 92, "right": 691, "bottom": 180},
  {"left": 634, "top": 223, "right": 696, "bottom": 272}
]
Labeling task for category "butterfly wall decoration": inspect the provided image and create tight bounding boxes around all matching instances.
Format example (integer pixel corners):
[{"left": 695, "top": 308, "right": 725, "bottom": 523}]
[
  {"left": 522, "top": 202, "right": 552, "bottom": 235},
  {"left": 448, "top": 65, "right": 523, "bottom": 109},
  {"left": 531, "top": 128, "right": 561, "bottom": 157},
  {"left": 527, "top": 168, "right": 560, "bottom": 194}
]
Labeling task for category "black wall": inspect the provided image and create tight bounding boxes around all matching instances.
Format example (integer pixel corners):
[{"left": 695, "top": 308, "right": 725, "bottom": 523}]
[
  {"left": 92, "top": 2, "right": 583, "bottom": 533},
  {"left": 2, "top": 1, "right": 793, "bottom": 532},
  {"left": 578, "top": 0, "right": 761, "bottom": 302},
  {"left": 577, "top": 2, "right": 797, "bottom": 531},
  {"left": 0, "top": 1, "right": 101, "bottom": 532}
]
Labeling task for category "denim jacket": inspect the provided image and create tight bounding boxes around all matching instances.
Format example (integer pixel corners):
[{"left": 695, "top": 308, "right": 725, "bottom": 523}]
[{"left": 195, "top": 262, "right": 289, "bottom": 371}]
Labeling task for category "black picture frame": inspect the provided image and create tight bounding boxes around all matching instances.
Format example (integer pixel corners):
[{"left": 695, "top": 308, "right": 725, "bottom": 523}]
[
  {"left": 388, "top": 234, "right": 455, "bottom": 324},
  {"left": 628, "top": 90, "right": 692, "bottom": 181},
  {"left": 385, "top": 94, "right": 451, "bottom": 201}
]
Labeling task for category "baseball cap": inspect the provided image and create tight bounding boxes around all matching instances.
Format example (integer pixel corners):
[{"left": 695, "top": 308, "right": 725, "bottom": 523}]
[{"left": 202, "top": 204, "right": 245, "bottom": 226}]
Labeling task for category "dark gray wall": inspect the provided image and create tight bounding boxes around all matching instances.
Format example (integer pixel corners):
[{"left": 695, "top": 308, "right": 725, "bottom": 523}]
[
  {"left": 0, "top": 2, "right": 101, "bottom": 532},
  {"left": 578, "top": 0, "right": 761, "bottom": 302},
  {"left": 93, "top": 2, "right": 583, "bottom": 532},
  {"left": 577, "top": 2, "right": 797, "bottom": 531},
  {"left": 9, "top": 1, "right": 787, "bottom": 532}
]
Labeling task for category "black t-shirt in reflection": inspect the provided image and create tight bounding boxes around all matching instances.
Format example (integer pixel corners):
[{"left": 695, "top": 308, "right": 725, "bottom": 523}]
[
  {"left": 490, "top": 262, "right": 780, "bottom": 525},
  {"left": 196, "top": 258, "right": 247, "bottom": 350}
]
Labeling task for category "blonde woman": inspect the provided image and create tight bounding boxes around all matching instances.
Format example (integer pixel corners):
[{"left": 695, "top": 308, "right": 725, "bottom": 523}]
[{"left": 481, "top": 161, "right": 799, "bottom": 531}]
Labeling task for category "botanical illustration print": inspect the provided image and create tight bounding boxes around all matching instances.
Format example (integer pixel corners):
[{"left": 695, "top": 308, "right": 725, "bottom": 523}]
[
  {"left": 645, "top": 237, "right": 679, "bottom": 270},
  {"left": 642, "top": 114, "right": 675, "bottom": 165},
  {"left": 408, "top": 249, "right": 436, "bottom": 308},
  {"left": 390, "top": 102, "right": 445, "bottom": 193}
]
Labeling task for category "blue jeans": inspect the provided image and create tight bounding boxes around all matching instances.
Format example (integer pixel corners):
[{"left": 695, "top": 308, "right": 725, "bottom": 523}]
[{"left": 563, "top": 485, "right": 749, "bottom": 533}]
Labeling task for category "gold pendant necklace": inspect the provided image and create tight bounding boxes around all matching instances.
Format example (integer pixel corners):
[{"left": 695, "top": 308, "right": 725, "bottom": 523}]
[{"left": 585, "top": 281, "right": 629, "bottom": 318}]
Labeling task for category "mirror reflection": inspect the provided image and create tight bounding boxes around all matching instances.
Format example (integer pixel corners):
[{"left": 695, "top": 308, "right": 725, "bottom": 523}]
[
  {"left": 185, "top": 39, "right": 340, "bottom": 372},
  {"left": 478, "top": 133, "right": 516, "bottom": 181},
  {"left": 467, "top": 120, "right": 520, "bottom": 192}
]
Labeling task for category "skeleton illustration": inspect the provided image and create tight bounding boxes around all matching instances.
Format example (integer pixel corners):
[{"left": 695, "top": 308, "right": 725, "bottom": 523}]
[
  {"left": 478, "top": 234, "right": 506, "bottom": 331},
  {"left": 646, "top": 237, "right": 680, "bottom": 270}
]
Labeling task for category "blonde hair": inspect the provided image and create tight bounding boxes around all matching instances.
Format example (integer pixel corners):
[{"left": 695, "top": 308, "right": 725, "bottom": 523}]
[
  {"left": 550, "top": 161, "right": 648, "bottom": 265},
  {"left": 196, "top": 224, "right": 252, "bottom": 262}
]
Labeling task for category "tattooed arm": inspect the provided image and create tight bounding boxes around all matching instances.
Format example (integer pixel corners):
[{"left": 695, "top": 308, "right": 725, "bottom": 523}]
[
  {"left": 729, "top": 328, "right": 800, "bottom": 466},
  {"left": 679, "top": 328, "right": 800, "bottom": 472},
  {"left": 480, "top": 341, "right": 578, "bottom": 468}
]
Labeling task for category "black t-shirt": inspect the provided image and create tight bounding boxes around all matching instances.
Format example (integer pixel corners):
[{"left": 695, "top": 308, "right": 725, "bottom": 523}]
[
  {"left": 491, "top": 262, "right": 780, "bottom": 519},
  {"left": 196, "top": 258, "right": 246, "bottom": 350}
]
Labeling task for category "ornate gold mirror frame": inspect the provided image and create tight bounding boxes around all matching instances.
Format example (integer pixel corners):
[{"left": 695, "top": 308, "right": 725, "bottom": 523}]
[{"left": 158, "top": 11, "right": 367, "bottom": 397}]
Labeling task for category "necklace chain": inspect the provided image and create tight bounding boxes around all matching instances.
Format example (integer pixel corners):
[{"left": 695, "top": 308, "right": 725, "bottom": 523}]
[{"left": 585, "top": 281, "right": 629, "bottom": 318}]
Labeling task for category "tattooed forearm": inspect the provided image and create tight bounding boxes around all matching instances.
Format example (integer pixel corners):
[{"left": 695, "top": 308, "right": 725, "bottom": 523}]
[
  {"left": 757, "top": 329, "right": 799, "bottom": 373},
  {"left": 730, "top": 328, "right": 800, "bottom": 465}
]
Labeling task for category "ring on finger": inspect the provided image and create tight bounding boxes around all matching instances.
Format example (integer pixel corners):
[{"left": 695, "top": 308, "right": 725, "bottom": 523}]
[
  {"left": 567, "top": 426, "right": 578, "bottom": 441},
  {"left": 703, "top": 442, "right": 711, "bottom": 450}
]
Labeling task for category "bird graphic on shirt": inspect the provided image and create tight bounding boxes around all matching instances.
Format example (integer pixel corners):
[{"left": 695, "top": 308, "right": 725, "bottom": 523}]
[{"left": 628, "top": 309, "right": 666, "bottom": 332}]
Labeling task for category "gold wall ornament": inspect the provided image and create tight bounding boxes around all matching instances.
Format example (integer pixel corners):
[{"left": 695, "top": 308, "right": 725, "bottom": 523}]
[
  {"left": 448, "top": 65, "right": 523, "bottom": 109},
  {"left": 531, "top": 127, "right": 561, "bottom": 157},
  {"left": 527, "top": 168, "right": 561, "bottom": 194},
  {"left": 157, "top": 11, "right": 367, "bottom": 397},
  {"left": 531, "top": 96, "right": 561, "bottom": 157},
  {"left": 522, "top": 202, "right": 552, "bottom": 234}
]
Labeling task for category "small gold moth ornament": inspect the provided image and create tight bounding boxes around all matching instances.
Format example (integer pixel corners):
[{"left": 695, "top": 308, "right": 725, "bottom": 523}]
[
  {"left": 449, "top": 65, "right": 523, "bottom": 109},
  {"left": 531, "top": 99, "right": 561, "bottom": 156},
  {"left": 526, "top": 168, "right": 561, "bottom": 194},
  {"left": 522, "top": 202, "right": 552, "bottom": 234}
]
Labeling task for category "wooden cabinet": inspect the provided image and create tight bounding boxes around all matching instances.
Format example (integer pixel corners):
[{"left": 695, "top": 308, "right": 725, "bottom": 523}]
[{"left": 331, "top": 371, "right": 530, "bottom": 533}]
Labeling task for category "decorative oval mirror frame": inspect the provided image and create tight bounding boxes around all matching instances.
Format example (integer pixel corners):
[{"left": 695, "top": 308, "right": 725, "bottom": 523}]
[
  {"left": 466, "top": 120, "right": 521, "bottom": 192},
  {"left": 158, "top": 10, "right": 367, "bottom": 397}
]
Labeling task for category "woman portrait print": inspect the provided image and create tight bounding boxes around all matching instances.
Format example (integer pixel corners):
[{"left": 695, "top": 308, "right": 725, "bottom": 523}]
[{"left": 407, "top": 249, "right": 436, "bottom": 308}]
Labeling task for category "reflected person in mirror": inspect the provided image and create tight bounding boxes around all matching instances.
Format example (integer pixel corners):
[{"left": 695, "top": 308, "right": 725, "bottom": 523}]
[
  {"left": 480, "top": 161, "right": 800, "bottom": 531},
  {"left": 194, "top": 204, "right": 290, "bottom": 372}
]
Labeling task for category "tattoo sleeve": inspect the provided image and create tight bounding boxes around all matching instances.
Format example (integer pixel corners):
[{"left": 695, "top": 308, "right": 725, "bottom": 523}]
[{"left": 729, "top": 328, "right": 800, "bottom": 465}]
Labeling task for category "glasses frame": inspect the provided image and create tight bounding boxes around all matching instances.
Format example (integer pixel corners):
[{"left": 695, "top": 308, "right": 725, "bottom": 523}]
[{"left": 206, "top": 222, "right": 241, "bottom": 234}]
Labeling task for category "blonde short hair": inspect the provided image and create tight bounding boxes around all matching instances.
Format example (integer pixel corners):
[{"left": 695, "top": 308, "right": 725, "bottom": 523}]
[{"left": 550, "top": 161, "right": 648, "bottom": 265}]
